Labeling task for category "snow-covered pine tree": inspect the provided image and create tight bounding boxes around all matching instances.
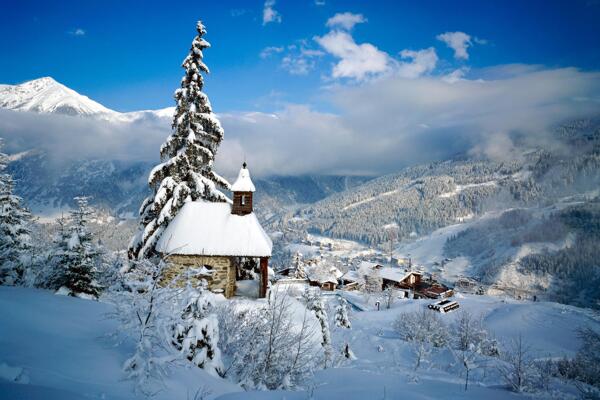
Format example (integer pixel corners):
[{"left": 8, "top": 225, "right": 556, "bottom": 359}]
[
  {"left": 172, "top": 280, "right": 224, "bottom": 377},
  {"left": 129, "top": 20, "right": 230, "bottom": 260},
  {"left": 304, "top": 289, "right": 333, "bottom": 368},
  {"left": 293, "top": 251, "right": 307, "bottom": 279},
  {"left": 40, "top": 214, "right": 71, "bottom": 290},
  {"left": 334, "top": 297, "right": 352, "bottom": 329},
  {"left": 0, "top": 145, "right": 32, "bottom": 286},
  {"left": 58, "top": 197, "right": 101, "bottom": 299}
]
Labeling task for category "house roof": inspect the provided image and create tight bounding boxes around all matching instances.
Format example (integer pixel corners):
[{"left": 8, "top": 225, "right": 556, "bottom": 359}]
[
  {"left": 306, "top": 262, "right": 342, "bottom": 285},
  {"left": 231, "top": 163, "right": 256, "bottom": 192},
  {"left": 379, "top": 268, "right": 421, "bottom": 283},
  {"left": 156, "top": 201, "right": 272, "bottom": 257},
  {"left": 344, "top": 262, "right": 420, "bottom": 284}
]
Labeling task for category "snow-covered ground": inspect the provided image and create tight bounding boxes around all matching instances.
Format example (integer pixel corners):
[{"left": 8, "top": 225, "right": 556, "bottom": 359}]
[
  {"left": 1, "top": 286, "right": 598, "bottom": 399},
  {"left": 0, "top": 286, "right": 240, "bottom": 400}
]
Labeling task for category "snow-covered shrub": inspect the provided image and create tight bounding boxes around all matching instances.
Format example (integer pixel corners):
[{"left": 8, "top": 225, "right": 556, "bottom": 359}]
[
  {"left": 171, "top": 280, "right": 224, "bottom": 377},
  {"left": 217, "top": 288, "right": 318, "bottom": 390},
  {"left": 111, "top": 258, "right": 178, "bottom": 395},
  {"left": 452, "top": 310, "right": 498, "bottom": 357},
  {"left": 393, "top": 309, "right": 449, "bottom": 370},
  {"left": 497, "top": 334, "right": 536, "bottom": 392},
  {"left": 573, "top": 327, "right": 600, "bottom": 392},
  {"left": 450, "top": 310, "right": 498, "bottom": 390},
  {"left": 381, "top": 286, "right": 396, "bottom": 309}
]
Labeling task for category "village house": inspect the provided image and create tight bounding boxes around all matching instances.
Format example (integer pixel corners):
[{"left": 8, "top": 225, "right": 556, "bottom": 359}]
[
  {"left": 305, "top": 261, "right": 343, "bottom": 291},
  {"left": 155, "top": 163, "right": 273, "bottom": 298},
  {"left": 343, "top": 261, "right": 454, "bottom": 299}
]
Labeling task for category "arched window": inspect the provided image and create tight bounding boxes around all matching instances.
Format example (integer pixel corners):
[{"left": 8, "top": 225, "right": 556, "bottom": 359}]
[{"left": 241, "top": 194, "right": 246, "bottom": 205}]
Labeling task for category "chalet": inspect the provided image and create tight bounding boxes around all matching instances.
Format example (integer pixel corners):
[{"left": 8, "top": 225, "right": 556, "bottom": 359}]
[
  {"left": 344, "top": 261, "right": 454, "bottom": 299},
  {"left": 341, "top": 261, "right": 381, "bottom": 287},
  {"left": 305, "top": 261, "right": 343, "bottom": 291},
  {"left": 155, "top": 163, "right": 273, "bottom": 298}
]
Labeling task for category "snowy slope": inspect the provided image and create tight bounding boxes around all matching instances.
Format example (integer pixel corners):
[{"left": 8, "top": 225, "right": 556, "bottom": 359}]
[
  {"left": 0, "top": 77, "right": 115, "bottom": 116},
  {"left": 250, "top": 293, "right": 595, "bottom": 400},
  {"left": 0, "top": 286, "right": 241, "bottom": 400},
  {"left": 1, "top": 286, "right": 598, "bottom": 400}
]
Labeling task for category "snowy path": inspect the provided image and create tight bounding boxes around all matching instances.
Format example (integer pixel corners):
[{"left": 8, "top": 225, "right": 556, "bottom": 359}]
[
  {"left": 342, "top": 188, "right": 403, "bottom": 211},
  {"left": 438, "top": 180, "right": 497, "bottom": 198}
]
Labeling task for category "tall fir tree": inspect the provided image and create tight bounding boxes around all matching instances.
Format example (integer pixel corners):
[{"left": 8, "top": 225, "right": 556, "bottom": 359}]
[
  {"left": 129, "top": 20, "right": 230, "bottom": 260},
  {"left": 42, "top": 214, "right": 70, "bottom": 290},
  {"left": 57, "top": 197, "right": 101, "bottom": 299},
  {"left": 0, "top": 145, "right": 32, "bottom": 286}
]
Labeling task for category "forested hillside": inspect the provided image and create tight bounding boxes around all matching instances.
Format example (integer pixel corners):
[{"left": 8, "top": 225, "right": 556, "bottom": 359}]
[{"left": 274, "top": 118, "right": 600, "bottom": 246}]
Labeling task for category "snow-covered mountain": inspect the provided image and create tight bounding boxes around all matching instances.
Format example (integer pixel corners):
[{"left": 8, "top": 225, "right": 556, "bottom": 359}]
[
  {"left": 0, "top": 76, "right": 177, "bottom": 123},
  {"left": 0, "top": 77, "right": 115, "bottom": 116}
]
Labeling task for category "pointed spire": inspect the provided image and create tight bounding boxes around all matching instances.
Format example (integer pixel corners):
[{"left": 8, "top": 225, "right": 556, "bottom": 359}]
[{"left": 231, "top": 162, "right": 255, "bottom": 192}]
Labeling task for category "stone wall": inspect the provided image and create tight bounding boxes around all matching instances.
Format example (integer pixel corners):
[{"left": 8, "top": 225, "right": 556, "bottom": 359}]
[{"left": 162, "top": 254, "right": 236, "bottom": 298}]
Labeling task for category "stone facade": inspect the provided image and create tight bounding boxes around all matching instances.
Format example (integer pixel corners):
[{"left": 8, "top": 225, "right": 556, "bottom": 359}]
[{"left": 162, "top": 254, "right": 236, "bottom": 298}]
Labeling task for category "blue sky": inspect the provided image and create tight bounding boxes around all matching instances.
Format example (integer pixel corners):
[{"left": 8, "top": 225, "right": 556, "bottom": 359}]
[
  {"left": 2, "top": 0, "right": 600, "bottom": 112},
  {"left": 1, "top": 0, "right": 600, "bottom": 177}
]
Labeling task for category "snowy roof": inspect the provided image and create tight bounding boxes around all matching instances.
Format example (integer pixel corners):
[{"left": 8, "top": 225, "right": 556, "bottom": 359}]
[
  {"left": 306, "top": 262, "right": 342, "bottom": 284},
  {"left": 344, "top": 262, "right": 418, "bottom": 284},
  {"left": 231, "top": 163, "right": 256, "bottom": 192},
  {"left": 379, "top": 268, "right": 421, "bottom": 283},
  {"left": 156, "top": 201, "right": 272, "bottom": 257}
]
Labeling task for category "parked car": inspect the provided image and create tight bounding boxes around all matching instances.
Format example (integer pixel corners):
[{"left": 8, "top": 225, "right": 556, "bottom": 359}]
[{"left": 428, "top": 299, "right": 460, "bottom": 313}]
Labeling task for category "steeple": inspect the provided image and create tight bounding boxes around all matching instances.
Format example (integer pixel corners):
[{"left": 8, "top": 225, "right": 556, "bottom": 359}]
[{"left": 231, "top": 162, "right": 255, "bottom": 215}]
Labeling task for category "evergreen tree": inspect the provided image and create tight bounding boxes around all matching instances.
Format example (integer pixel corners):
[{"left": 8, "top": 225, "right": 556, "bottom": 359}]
[
  {"left": 0, "top": 146, "right": 32, "bottom": 286},
  {"left": 129, "top": 20, "right": 230, "bottom": 260},
  {"left": 172, "top": 280, "right": 224, "bottom": 377},
  {"left": 293, "top": 251, "right": 307, "bottom": 279},
  {"left": 334, "top": 297, "right": 352, "bottom": 329},
  {"left": 304, "top": 289, "right": 333, "bottom": 368},
  {"left": 40, "top": 214, "right": 70, "bottom": 290},
  {"left": 58, "top": 197, "right": 101, "bottom": 299}
]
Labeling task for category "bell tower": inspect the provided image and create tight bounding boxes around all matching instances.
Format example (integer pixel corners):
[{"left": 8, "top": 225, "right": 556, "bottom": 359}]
[{"left": 231, "top": 162, "right": 255, "bottom": 216}]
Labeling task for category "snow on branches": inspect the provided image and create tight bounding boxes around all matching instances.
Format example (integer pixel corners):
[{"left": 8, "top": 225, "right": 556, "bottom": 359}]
[
  {"left": 0, "top": 143, "right": 32, "bottom": 286},
  {"left": 129, "top": 20, "right": 231, "bottom": 260},
  {"left": 172, "top": 279, "right": 224, "bottom": 377},
  {"left": 53, "top": 197, "right": 102, "bottom": 299}
]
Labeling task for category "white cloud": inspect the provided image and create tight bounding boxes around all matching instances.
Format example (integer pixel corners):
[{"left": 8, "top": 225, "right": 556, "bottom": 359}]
[
  {"left": 214, "top": 66, "right": 600, "bottom": 176},
  {"left": 260, "top": 46, "right": 284, "bottom": 59},
  {"left": 442, "top": 67, "right": 469, "bottom": 83},
  {"left": 325, "top": 12, "right": 366, "bottom": 30},
  {"left": 397, "top": 48, "right": 438, "bottom": 78},
  {"left": 436, "top": 31, "right": 472, "bottom": 60},
  {"left": 2, "top": 67, "right": 598, "bottom": 178},
  {"left": 314, "top": 0, "right": 326, "bottom": 6},
  {"left": 281, "top": 47, "right": 324, "bottom": 75},
  {"left": 262, "top": 0, "right": 282, "bottom": 25},
  {"left": 315, "top": 30, "right": 392, "bottom": 80},
  {"left": 316, "top": 13, "right": 437, "bottom": 81},
  {"left": 68, "top": 28, "right": 86, "bottom": 36}
]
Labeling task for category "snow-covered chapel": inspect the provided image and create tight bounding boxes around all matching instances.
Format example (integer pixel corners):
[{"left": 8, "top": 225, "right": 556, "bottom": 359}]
[{"left": 155, "top": 163, "right": 272, "bottom": 298}]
